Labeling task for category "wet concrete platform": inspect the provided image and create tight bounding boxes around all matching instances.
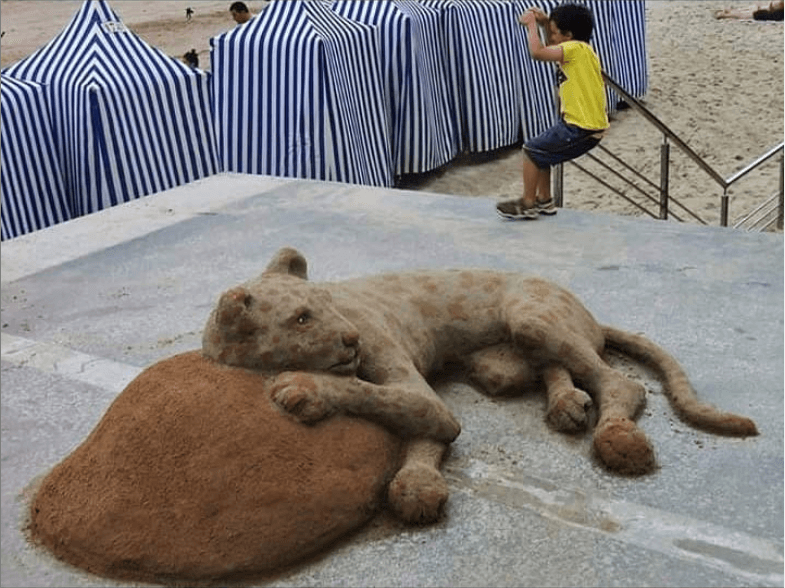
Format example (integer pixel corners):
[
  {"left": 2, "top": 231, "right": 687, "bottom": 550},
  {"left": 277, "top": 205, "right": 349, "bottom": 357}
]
[{"left": 1, "top": 173, "right": 782, "bottom": 587}]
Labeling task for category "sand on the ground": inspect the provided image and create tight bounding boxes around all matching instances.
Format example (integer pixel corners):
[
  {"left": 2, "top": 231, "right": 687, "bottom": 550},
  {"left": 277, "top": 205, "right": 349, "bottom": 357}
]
[{"left": 1, "top": 0, "right": 782, "bottom": 227}]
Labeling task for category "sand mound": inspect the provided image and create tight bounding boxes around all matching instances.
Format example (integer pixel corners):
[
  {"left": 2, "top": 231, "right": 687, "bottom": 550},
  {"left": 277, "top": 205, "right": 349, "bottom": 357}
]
[{"left": 27, "top": 351, "right": 401, "bottom": 584}]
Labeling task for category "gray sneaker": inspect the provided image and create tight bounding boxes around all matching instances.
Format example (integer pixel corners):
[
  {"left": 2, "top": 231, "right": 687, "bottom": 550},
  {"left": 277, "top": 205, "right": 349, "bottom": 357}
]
[
  {"left": 536, "top": 199, "right": 557, "bottom": 215},
  {"left": 496, "top": 199, "right": 538, "bottom": 220}
]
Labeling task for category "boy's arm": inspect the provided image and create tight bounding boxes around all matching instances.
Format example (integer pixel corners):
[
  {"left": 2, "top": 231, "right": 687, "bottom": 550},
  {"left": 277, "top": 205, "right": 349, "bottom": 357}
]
[{"left": 519, "top": 10, "right": 564, "bottom": 63}]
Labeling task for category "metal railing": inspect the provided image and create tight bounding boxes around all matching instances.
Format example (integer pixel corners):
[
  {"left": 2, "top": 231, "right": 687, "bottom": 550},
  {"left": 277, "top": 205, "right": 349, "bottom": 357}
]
[
  {"left": 727, "top": 143, "right": 784, "bottom": 231},
  {"left": 554, "top": 72, "right": 784, "bottom": 231}
]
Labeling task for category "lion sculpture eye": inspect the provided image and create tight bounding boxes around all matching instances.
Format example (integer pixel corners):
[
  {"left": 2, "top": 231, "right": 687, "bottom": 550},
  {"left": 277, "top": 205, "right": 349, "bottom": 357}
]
[{"left": 296, "top": 312, "right": 310, "bottom": 325}]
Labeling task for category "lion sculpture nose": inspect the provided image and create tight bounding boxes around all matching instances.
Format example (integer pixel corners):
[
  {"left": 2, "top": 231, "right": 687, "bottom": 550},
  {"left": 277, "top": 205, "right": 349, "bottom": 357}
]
[{"left": 342, "top": 330, "right": 360, "bottom": 348}]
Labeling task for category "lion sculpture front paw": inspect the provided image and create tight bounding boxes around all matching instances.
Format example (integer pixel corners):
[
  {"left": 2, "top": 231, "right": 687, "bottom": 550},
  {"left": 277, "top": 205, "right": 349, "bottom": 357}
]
[
  {"left": 387, "top": 463, "right": 450, "bottom": 524},
  {"left": 270, "top": 372, "right": 336, "bottom": 424}
]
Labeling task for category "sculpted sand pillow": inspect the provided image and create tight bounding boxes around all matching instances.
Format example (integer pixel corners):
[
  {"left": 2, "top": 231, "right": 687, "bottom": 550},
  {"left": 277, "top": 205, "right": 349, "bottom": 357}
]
[{"left": 28, "top": 351, "right": 401, "bottom": 584}]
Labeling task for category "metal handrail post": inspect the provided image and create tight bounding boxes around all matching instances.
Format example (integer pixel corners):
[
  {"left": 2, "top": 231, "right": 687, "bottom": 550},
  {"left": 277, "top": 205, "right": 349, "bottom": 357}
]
[
  {"left": 554, "top": 163, "right": 564, "bottom": 207},
  {"left": 659, "top": 135, "right": 670, "bottom": 220},
  {"left": 721, "top": 186, "right": 730, "bottom": 227},
  {"left": 778, "top": 153, "right": 784, "bottom": 230}
]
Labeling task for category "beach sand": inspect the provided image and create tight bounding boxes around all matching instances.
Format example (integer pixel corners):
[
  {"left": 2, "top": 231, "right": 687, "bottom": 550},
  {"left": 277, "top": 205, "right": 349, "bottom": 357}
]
[{"left": 1, "top": 0, "right": 782, "bottom": 227}]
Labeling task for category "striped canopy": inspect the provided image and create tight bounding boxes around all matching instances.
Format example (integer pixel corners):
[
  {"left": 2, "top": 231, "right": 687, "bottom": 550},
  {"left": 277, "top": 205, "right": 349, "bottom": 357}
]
[
  {"left": 1, "top": 75, "right": 71, "bottom": 240},
  {"left": 2, "top": 0, "right": 220, "bottom": 219},
  {"left": 423, "top": 0, "right": 527, "bottom": 153},
  {"left": 584, "top": 0, "right": 648, "bottom": 107},
  {"left": 330, "top": 0, "right": 458, "bottom": 176},
  {"left": 211, "top": 0, "right": 393, "bottom": 187}
]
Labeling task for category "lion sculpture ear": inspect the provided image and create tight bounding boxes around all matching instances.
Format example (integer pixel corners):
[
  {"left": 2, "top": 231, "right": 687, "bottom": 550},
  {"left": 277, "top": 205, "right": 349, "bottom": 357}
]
[
  {"left": 215, "top": 286, "right": 254, "bottom": 331},
  {"left": 263, "top": 247, "right": 308, "bottom": 280},
  {"left": 203, "top": 285, "right": 258, "bottom": 358}
]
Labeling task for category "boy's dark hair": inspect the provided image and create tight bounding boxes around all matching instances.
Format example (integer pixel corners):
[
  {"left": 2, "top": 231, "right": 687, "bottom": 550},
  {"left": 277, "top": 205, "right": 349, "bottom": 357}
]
[
  {"left": 550, "top": 4, "right": 594, "bottom": 43},
  {"left": 230, "top": 2, "right": 249, "bottom": 13}
]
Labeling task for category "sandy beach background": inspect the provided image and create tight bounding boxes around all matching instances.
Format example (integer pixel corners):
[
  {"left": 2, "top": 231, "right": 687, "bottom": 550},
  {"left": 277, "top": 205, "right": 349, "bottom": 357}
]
[{"left": 1, "top": 0, "right": 782, "bottom": 227}]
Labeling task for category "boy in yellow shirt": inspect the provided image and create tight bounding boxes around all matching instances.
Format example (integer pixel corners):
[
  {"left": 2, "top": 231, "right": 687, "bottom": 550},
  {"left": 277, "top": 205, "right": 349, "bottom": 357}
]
[{"left": 497, "top": 4, "right": 609, "bottom": 220}]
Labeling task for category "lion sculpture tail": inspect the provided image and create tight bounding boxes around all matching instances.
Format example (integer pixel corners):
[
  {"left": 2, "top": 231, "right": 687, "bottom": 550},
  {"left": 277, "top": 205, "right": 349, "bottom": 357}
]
[{"left": 602, "top": 326, "right": 759, "bottom": 437}]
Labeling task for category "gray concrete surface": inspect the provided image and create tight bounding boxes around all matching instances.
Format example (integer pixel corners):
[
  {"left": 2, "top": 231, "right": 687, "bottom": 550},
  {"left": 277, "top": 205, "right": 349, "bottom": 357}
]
[{"left": 2, "top": 173, "right": 782, "bottom": 587}]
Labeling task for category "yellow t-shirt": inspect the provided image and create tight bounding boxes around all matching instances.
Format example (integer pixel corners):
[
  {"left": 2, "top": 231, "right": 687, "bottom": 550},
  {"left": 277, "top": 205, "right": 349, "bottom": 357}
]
[{"left": 558, "top": 41, "right": 609, "bottom": 131}]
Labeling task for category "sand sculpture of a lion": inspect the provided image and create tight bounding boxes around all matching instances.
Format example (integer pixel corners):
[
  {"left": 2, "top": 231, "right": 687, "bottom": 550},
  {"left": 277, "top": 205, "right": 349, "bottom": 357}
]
[{"left": 203, "top": 247, "right": 758, "bottom": 524}]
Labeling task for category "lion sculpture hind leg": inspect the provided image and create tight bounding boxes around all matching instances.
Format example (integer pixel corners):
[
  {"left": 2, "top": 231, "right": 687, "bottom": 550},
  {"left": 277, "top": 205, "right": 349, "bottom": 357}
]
[
  {"left": 463, "top": 321, "right": 758, "bottom": 476},
  {"left": 499, "top": 287, "right": 657, "bottom": 474},
  {"left": 465, "top": 345, "right": 593, "bottom": 433}
]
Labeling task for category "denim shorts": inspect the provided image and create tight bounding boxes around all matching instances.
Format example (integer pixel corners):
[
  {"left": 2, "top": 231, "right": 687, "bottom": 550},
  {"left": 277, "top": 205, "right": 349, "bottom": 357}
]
[{"left": 523, "top": 119, "right": 604, "bottom": 169}]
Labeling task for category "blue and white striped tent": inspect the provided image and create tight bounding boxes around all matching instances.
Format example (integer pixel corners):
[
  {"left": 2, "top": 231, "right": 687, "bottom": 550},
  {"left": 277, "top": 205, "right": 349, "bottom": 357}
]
[
  {"left": 211, "top": 0, "right": 393, "bottom": 187},
  {"left": 2, "top": 0, "right": 220, "bottom": 219},
  {"left": 584, "top": 0, "right": 648, "bottom": 106},
  {"left": 1, "top": 75, "right": 71, "bottom": 240},
  {"left": 330, "top": 0, "right": 458, "bottom": 176},
  {"left": 423, "top": 0, "right": 526, "bottom": 153}
]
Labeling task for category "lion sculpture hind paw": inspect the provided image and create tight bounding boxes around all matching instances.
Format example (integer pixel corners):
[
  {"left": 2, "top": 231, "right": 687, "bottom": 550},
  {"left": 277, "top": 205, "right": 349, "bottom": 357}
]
[{"left": 593, "top": 417, "right": 657, "bottom": 475}]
